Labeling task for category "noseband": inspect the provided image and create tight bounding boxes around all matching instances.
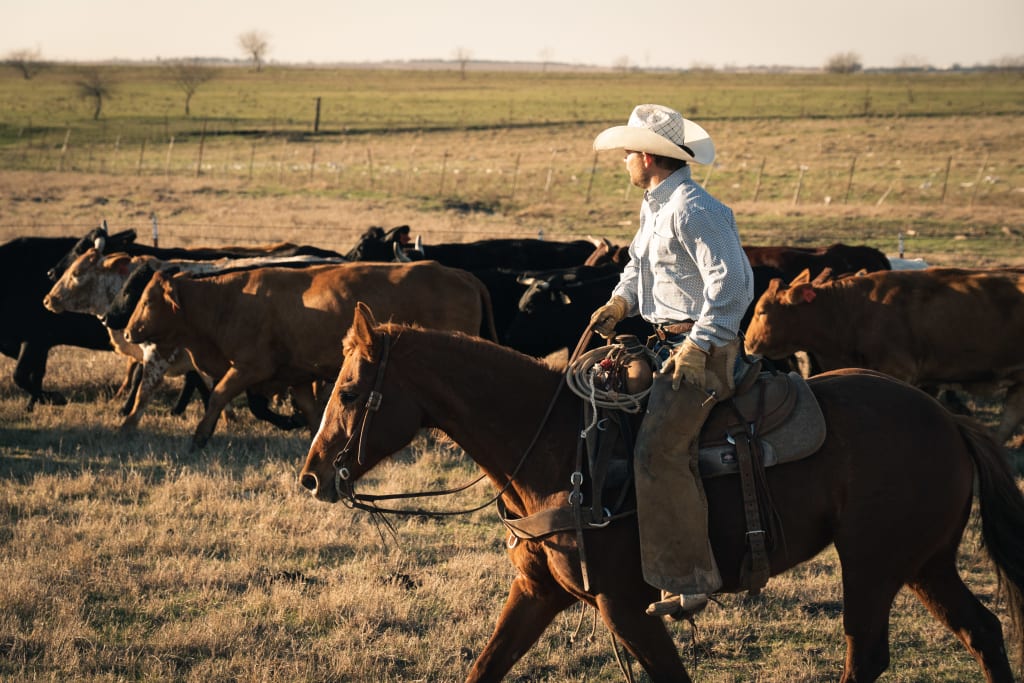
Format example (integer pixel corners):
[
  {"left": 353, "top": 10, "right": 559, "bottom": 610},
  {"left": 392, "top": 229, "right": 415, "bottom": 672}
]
[{"left": 332, "top": 333, "right": 392, "bottom": 499}]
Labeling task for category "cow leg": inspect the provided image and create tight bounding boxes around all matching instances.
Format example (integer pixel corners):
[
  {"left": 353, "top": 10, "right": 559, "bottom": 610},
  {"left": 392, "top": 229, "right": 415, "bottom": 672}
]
[
  {"left": 15, "top": 341, "right": 64, "bottom": 410},
  {"left": 287, "top": 383, "right": 320, "bottom": 433},
  {"left": 120, "top": 351, "right": 172, "bottom": 431},
  {"left": 120, "top": 361, "right": 144, "bottom": 416},
  {"left": 995, "top": 379, "right": 1024, "bottom": 445},
  {"left": 191, "top": 367, "right": 252, "bottom": 450},
  {"left": 245, "top": 391, "right": 307, "bottom": 431},
  {"left": 115, "top": 358, "right": 140, "bottom": 399},
  {"left": 465, "top": 575, "right": 577, "bottom": 682},
  {"left": 171, "top": 370, "right": 208, "bottom": 416}
]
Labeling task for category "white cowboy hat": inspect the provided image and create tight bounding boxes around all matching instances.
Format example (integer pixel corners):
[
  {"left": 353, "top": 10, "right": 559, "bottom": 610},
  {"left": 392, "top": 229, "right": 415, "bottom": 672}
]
[{"left": 593, "top": 104, "right": 715, "bottom": 165}]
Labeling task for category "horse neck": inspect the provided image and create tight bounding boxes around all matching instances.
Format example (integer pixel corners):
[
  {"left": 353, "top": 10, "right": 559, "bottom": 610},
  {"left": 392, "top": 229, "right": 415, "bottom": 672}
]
[{"left": 395, "top": 329, "right": 577, "bottom": 512}]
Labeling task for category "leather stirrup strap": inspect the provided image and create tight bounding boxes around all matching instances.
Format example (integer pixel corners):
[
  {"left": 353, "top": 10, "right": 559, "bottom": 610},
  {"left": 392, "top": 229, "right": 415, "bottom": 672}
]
[{"left": 730, "top": 424, "right": 771, "bottom": 594}]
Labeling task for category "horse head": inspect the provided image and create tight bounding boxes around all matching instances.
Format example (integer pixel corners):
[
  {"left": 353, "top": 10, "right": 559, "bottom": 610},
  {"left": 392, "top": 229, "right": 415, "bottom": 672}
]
[{"left": 300, "top": 302, "right": 424, "bottom": 503}]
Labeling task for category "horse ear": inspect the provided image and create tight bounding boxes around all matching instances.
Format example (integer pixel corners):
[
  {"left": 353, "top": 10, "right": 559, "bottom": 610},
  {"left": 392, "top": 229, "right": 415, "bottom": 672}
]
[
  {"left": 789, "top": 268, "right": 813, "bottom": 286},
  {"left": 351, "top": 302, "right": 378, "bottom": 358}
]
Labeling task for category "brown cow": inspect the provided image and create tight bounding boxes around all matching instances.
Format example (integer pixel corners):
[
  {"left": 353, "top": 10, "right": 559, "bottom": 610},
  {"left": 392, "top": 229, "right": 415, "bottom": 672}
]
[
  {"left": 124, "top": 261, "right": 497, "bottom": 449},
  {"left": 744, "top": 267, "right": 1024, "bottom": 445},
  {"left": 44, "top": 247, "right": 346, "bottom": 430}
]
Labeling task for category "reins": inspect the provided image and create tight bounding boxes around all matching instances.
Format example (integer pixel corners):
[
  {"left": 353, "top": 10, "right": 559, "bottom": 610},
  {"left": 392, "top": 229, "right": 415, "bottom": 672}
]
[{"left": 331, "top": 328, "right": 578, "bottom": 518}]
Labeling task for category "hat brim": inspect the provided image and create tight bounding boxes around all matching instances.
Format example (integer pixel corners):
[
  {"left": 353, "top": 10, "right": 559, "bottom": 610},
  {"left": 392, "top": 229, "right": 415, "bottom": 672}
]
[{"left": 593, "top": 119, "right": 715, "bottom": 165}]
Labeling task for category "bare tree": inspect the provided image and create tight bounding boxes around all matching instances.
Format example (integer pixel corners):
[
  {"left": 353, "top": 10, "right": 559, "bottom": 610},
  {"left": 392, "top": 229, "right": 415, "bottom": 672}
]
[
  {"left": 613, "top": 55, "right": 632, "bottom": 72},
  {"left": 166, "top": 60, "right": 217, "bottom": 116},
  {"left": 825, "top": 52, "right": 863, "bottom": 74},
  {"left": 4, "top": 47, "right": 47, "bottom": 80},
  {"left": 453, "top": 47, "right": 472, "bottom": 80},
  {"left": 74, "top": 67, "right": 115, "bottom": 120},
  {"left": 239, "top": 30, "right": 270, "bottom": 72}
]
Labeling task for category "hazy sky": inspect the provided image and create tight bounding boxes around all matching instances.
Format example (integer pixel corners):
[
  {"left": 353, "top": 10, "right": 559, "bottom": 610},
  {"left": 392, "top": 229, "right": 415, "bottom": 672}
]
[{"left": 4, "top": 0, "right": 1022, "bottom": 70}]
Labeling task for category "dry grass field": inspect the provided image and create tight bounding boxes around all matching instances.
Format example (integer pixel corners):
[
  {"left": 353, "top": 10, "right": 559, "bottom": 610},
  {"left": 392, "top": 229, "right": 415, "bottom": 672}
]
[{"left": 2, "top": 70, "right": 1024, "bottom": 681}]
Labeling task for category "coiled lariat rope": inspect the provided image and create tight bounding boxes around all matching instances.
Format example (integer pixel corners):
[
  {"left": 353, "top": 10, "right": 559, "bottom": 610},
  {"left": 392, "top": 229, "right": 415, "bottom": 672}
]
[{"left": 566, "top": 330, "right": 658, "bottom": 438}]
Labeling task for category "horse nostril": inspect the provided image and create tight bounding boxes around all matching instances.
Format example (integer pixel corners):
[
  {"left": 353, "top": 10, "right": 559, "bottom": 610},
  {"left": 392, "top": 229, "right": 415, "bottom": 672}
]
[{"left": 300, "top": 473, "right": 318, "bottom": 491}]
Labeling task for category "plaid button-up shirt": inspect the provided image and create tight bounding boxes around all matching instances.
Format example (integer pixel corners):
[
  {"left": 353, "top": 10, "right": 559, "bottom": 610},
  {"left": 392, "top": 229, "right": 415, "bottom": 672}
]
[{"left": 611, "top": 165, "right": 753, "bottom": 352}]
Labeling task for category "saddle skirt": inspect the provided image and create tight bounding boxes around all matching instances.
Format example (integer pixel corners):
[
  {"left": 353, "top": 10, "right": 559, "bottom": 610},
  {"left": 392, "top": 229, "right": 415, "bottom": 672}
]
[{"left": 697, "top": 370, "right": 826, "bottom": 479}]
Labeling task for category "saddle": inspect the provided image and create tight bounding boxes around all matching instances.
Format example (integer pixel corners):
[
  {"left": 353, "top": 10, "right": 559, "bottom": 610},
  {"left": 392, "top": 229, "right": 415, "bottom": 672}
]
[{"left": 698, "top": 369, "right": 826, "bottom": 478}]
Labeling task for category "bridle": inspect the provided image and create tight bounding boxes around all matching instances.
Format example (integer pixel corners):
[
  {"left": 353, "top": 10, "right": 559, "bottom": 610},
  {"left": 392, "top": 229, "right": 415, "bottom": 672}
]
[{"left": 328, "top": 330, "right": 567, "bottom": 518}]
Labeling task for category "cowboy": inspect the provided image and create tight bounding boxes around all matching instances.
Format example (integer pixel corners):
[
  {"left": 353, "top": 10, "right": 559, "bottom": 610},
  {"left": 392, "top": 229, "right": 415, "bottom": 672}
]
[{"left": 589, "top": 104, "right": 754, "bottom": 619}]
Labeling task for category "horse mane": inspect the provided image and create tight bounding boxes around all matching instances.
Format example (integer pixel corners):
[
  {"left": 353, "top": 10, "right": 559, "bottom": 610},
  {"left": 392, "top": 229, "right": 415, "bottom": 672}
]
[{"left": 365, "top": 320, "right": 564, "bottom": 381}]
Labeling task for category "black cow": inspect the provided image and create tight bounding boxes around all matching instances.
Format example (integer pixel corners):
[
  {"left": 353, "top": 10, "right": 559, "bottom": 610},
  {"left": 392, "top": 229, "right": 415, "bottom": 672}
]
[
  {"left": 48, "top": 223, "right": 345, "bottom": 282},
  {"left": 399, "top": 235, "right": 598, "bottom": 271},
  {"left": 344, "top": 225, "right": 412, "bottom": 261},
  {"left": 743, "top": 242, "right": 890, "bottom": 280},
  {"left": 507, "top": 264, "right": 789, "bottom": 363},
  {"left": 0, "top": 236, "right": 113, "bottom": 409}
]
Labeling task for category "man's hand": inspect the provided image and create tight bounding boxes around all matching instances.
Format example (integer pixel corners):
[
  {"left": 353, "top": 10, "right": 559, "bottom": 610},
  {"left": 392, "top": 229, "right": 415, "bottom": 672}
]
[
  {"left": 662, "top": 338, "right": 709, "bottom": 390},
  {"left": 589, "top": 296, "right": 629, "bottom": 339}
]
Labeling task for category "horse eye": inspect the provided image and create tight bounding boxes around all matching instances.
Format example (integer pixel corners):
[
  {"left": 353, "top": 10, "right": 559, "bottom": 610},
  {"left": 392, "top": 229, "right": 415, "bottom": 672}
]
[{"left": 339, "top": 391, "right": 358, "bottom": 405}]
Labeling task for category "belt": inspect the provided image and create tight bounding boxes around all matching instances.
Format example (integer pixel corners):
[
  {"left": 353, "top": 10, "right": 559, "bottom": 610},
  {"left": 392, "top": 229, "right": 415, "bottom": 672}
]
[{"left": 654, "top": 320, "right": 694, "bottom": 340}]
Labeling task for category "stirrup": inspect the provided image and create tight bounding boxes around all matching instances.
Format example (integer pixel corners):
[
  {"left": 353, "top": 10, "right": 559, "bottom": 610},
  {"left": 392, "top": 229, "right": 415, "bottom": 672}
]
[{"left": 646, "top": 592, "right": 710, "bottom": 621}]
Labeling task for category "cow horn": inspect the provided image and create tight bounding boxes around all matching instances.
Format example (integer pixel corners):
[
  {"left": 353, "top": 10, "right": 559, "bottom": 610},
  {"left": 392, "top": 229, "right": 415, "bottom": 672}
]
[
  {"left": 414, "top": 235, "right": 423, "bottom": 252},
  {"left": 393, "top": 242, "right": 411, "bottom": 262},
  {"left": 94, "top": 236, "right": 106, "bottom": 254}
]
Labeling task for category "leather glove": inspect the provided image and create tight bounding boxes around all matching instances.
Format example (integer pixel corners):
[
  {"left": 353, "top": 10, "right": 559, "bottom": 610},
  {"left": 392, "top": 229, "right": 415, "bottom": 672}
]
[
  {"left": 589, "top": 296, "right": 629, "bottom": 339},
  {"left": 662, "top": 337, "right": 709, "bottom": 391}
]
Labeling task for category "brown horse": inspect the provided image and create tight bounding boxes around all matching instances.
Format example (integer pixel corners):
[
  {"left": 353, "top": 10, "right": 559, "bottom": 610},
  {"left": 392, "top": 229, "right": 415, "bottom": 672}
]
[{"left": 300, "top": 303, "right": 1024, "bottom": 683}]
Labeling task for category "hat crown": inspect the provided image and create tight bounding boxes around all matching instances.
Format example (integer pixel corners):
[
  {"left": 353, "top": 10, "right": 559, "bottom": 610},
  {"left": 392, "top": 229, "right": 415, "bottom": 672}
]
[{"left": 628, "top": 104, "right": 687, "bottom": 147}]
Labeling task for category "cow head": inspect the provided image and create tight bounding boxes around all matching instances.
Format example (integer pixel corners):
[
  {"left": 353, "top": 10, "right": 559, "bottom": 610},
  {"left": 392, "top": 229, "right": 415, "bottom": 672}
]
[
  {"left": 123, "top": 270, "right": 182, "bottom": 345},
  {"left": 744, "top": 277, "right": 819, "bottom": 359},
  {"left": 300, "top": 302, "right": 426, "bottom": 503},
  {"left": 102, "top": 263, "right": 158, "bottom": 330},
  {"left": 47, "top": 223, "right": 138, "bottom": 282},
  {"left": 344, "top": 225, "right": 411, "bottom": 261},
  {"left": 44, "top": 249, "right": 137, "bottom": 316}
]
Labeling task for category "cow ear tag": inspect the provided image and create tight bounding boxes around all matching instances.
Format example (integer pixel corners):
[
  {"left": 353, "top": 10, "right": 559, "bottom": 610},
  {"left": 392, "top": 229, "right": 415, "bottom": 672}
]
[{"left": 801, "top": 287, "right": 817, "bottom": 303}]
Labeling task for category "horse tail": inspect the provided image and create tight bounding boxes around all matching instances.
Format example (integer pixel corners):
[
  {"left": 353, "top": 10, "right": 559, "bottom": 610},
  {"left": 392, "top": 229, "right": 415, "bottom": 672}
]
[{"left": 956, "top": 415, "right": 1024, "bottom": 668}]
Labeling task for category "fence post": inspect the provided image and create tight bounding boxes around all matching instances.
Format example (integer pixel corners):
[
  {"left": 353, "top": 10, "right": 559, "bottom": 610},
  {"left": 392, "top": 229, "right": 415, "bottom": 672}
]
[
  {"left": 366, "top": 147, "right": 375, "bottom": 188},
  {"left": 248, "top": 142, "right": 256, "bottom": 181},
  {"left": 58, "top": 128, "right": 71, "bottom": 171},
  {"left": 164, "top": 136, "right": 175, "bottom": 177},
  {"left": 136, "top": 139, "right": 147, "bottom": 176},
  {"left": 939, "top": 156, "right": 952, "bottom": 204},
  {"left": 510, "top": 153, "right": 521, "bottom": 200},
  {"left": 309, "top": 145, "right": 318, "bottom": 182},
  {"left": 584, "top": 151, "right": 598, "bottom": 204},
  {"left": 792, "top": 165, "right": 807, "bottom": 205},
  {"left": 752, "top": 158, "right": 766, "bottom": 202},
  {"left": 968, "top": 153, "right": 989, "bottom": 208},
  {"left": 151, "top": 213, "right": 159, "bottom": 247},
  {"left": 313, "top": 97, "right": 322, "bottom": 134},
  {"left": 438, "top": 150, "right": 449, "bottom": 196},
  {"left": 843, "top": 155, "right": 857, "bottom": 204},
  {"left": 195, "top": 121, "right": 207, "bottom": 177}
]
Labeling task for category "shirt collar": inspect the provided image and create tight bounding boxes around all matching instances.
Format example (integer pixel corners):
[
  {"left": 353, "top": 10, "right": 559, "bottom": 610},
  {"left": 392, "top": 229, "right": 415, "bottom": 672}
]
[{"left": 643, "top": 165, "right": 692, "bottom": 205}]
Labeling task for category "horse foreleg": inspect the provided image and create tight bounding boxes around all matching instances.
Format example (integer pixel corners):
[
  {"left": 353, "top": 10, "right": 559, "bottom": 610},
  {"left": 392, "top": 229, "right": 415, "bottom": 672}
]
[
  {"left": 909, "top": 554, "right": 1015, "bottom": 683},
  {"left": 594, "top": 594, "right": 692, "bottom": 682},
  {"left": 465, "top": 574, "right": 576, "bottom": 683}
]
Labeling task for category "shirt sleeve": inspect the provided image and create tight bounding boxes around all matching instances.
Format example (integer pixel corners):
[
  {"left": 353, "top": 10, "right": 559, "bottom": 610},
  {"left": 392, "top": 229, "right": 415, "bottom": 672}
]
[{"left": 675, "top": 207, "right": 752, "bottom": 351}]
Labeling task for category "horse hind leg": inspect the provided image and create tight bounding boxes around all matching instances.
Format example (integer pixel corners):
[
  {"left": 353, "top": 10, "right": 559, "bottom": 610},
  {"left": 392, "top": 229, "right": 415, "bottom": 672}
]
[
  {"left": 908, "top": 551, "right": 1015, "bottom": 683},
  {"left": 837, "top": 568, "right": 903, "bottom": 682}
]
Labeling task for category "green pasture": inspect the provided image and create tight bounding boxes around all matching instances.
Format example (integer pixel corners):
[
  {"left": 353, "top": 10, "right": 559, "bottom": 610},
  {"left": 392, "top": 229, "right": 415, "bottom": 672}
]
[{"left": 2, "top": 65, "right": 1022, "bottom": 146}]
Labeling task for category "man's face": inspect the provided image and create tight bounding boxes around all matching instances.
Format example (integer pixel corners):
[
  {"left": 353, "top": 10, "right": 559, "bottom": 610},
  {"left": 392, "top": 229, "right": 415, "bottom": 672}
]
[{"left": 624, "top": 150, "right": 648, "bottom": 188}]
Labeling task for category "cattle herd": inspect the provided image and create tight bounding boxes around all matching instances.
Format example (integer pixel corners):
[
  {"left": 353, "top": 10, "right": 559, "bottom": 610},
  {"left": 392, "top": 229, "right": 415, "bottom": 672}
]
[{"left": 2, "top": 222, "right": 1023, "bottom": 450}]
